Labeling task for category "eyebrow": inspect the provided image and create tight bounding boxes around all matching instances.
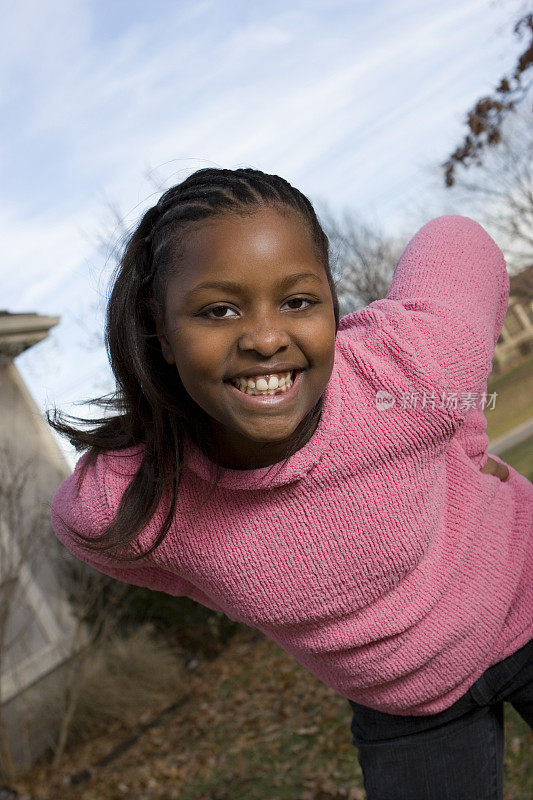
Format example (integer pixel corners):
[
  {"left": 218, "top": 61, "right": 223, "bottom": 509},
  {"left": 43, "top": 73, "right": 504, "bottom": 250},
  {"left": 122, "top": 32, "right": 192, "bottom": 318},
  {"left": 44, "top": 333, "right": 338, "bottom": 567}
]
[{"left": 186, "top": 271, "right": 323, "bottom": 300}]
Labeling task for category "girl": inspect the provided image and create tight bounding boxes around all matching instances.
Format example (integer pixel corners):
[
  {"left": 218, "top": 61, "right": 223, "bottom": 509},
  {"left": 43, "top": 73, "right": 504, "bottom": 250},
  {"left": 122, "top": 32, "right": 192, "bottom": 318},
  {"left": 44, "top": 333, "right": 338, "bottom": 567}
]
[{"left": 50, "top": 167, "right": 532, "bottom": 799}]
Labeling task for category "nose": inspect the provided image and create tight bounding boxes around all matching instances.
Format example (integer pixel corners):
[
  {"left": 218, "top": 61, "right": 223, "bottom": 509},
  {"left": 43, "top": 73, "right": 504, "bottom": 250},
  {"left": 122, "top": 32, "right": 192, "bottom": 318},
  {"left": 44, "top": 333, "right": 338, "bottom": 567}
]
[{"left": 237, "top": 313, "right": 291, "bottom": 356}]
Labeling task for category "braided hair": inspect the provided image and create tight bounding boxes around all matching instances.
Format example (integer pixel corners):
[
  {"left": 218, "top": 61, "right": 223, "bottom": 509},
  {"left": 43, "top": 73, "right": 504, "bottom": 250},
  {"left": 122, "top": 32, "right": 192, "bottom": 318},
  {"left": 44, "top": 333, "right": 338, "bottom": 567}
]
[{"left": 48, "top": 167, "right": 340, "bottom": 562}]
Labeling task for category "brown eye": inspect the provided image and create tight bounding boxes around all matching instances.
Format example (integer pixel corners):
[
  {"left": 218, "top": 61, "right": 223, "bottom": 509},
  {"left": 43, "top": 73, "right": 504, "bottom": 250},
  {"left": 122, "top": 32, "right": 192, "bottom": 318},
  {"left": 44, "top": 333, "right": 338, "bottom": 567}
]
[
  {"left": 203, "top": 305, "right": 238, "bottom": 319},
  {"left": 283, "top": 297, "right": 313, "bottom": 310}
]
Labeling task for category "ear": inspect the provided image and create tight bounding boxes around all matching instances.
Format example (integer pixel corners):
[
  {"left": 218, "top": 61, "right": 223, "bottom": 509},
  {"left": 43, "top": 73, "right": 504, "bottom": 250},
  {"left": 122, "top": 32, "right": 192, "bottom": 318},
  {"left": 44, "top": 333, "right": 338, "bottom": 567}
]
[{"left": 155, "top": 317, "right": 175, "bottom": 365}]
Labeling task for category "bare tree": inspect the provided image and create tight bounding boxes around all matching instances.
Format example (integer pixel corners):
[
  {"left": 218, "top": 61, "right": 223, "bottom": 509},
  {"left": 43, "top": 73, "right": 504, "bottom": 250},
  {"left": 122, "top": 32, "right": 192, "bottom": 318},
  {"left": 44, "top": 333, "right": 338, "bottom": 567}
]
[
  {"left": 319, "top": 205, "right": 406, "bottom": 315},
  {"left": 440, "top": 101, "right": 533, "bottom": 280},
  {"left": 443, "top": 11, "right": 533, "bottom": 187},
  {"left": 437, "top": 8, "right": 533, "bottom": 287}
]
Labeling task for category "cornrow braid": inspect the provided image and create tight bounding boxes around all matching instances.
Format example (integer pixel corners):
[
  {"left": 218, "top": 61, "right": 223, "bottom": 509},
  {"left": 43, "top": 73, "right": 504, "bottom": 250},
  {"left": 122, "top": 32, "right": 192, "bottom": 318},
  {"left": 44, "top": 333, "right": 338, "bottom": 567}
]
[
  {"left": 139, "top": 168, "right": 337, "bottom": 318},
  {"left": 47, "top": 167, "right": 340, "bottom": 564}
]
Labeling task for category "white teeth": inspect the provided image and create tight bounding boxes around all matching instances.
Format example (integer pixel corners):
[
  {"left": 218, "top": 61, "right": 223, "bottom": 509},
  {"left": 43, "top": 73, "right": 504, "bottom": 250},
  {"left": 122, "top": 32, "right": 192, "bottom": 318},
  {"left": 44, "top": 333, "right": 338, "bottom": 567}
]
[{"left": 230, "top": 370, "right": 295, "bottom": 395}]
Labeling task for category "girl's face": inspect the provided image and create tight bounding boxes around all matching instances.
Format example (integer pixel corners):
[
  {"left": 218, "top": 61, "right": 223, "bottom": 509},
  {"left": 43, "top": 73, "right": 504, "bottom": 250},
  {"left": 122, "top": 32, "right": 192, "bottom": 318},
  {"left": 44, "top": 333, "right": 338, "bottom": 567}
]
[{"left": 156, "top": 207, "right": 337, "bottom": 469}]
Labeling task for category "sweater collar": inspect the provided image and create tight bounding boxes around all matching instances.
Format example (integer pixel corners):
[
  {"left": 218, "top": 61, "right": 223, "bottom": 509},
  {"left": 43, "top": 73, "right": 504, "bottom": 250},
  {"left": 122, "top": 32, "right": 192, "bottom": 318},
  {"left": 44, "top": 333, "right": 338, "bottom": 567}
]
[{"left": 182, "top": 355, "right": 342, "bottom": 490}]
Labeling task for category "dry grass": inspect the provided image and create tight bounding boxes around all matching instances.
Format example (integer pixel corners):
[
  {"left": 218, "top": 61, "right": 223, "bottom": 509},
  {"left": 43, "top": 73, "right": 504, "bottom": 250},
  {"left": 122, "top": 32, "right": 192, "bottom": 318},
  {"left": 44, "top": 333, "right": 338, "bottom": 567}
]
[
  {"left": 12, "top": 624, "right": 533, "bottom": 800},
  {"left": 24, "top": 623, "right": 192, "bottom": 771},
  {"left": 14, "top": 626, "right": 364, "bottom": 800},
  {"left": 61, "top": 626, "right": 190, "bottom": 745}
]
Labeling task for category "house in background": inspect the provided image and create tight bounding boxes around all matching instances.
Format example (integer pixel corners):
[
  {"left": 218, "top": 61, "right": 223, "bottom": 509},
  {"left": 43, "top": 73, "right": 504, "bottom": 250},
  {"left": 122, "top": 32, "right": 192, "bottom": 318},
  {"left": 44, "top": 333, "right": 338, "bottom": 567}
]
[
  {"left": 0, "top": 311, "right": 80, "bottom": 770},
  {"left": 493, "top": 264, "right": 533, "bottom": 374}
]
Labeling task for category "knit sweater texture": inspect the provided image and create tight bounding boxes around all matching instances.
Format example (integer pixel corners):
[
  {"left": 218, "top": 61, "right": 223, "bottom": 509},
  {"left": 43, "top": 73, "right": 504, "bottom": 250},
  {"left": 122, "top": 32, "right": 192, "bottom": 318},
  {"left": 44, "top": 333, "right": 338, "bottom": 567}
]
[{"left": 51, "top": 215, "right": 533, "bottom": 716}]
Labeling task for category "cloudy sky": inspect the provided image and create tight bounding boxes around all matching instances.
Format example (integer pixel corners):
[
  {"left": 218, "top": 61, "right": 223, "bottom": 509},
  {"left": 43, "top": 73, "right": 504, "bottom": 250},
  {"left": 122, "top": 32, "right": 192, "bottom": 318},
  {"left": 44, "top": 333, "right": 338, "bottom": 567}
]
[{"left": 1, "top": 0, "right": 525, "bottom": 465}]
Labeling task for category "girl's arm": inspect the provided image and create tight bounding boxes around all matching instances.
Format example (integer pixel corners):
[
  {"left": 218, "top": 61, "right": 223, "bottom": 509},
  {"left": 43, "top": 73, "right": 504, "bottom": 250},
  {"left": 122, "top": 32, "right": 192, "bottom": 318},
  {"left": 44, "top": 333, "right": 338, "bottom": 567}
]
[
  {"left": 50, "top": 451, "right": 226, "bottom": 612},
  {"left": 384, "top": 214, "right": 509, "bottom": 468}
]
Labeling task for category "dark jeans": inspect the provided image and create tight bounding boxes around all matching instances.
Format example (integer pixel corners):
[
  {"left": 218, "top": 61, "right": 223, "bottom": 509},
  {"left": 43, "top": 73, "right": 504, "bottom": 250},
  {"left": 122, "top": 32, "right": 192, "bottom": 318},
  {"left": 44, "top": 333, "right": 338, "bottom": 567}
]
[{"left": 348, "top": 638, "right": 533, "bottom": 800}]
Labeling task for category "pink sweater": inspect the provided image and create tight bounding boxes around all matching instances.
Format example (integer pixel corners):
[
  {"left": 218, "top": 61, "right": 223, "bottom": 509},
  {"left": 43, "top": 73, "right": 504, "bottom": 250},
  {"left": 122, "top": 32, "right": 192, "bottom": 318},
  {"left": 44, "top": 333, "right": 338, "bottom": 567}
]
[{"left": 51, "top": 215, "right": 533, "bottom": 716}]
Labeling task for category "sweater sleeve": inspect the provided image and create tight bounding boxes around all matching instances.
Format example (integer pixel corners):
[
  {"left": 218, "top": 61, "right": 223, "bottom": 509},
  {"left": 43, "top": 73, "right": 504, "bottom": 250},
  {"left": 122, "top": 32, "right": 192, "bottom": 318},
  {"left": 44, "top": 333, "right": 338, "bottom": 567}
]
[
  {"left": 384, "top": 215, "right": 509, "bottom": 465},
  {"left": 50, "top": 450, "right": 224, "bottom": 610}
]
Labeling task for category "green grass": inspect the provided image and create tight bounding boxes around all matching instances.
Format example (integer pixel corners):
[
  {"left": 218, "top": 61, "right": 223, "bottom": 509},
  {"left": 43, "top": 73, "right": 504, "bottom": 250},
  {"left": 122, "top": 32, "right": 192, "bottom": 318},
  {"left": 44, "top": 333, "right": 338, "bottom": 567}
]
[
  {"left": 165, "top": 712, "right": 362, "bottom": 800},
  {"left": 499, "top": 435, "right": 533, "bottom": 482},
  {"left": 172, "top": 677, "right": 532, "bottom": 800},
  {"left": 170, "top": 658, "right": 364, "bottom": 800},
  {"left": 487, "top": 355, "right": 533, "bottom": 441},
  {"left": 488, "top": 354, "right": 533, "bottom": 389}
]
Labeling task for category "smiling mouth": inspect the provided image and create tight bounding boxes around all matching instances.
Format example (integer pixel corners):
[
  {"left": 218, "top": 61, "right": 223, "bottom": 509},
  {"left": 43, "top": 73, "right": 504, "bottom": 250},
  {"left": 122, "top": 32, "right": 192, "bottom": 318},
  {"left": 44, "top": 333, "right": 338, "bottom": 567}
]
[{"left": 227, "top": 370, "right": 297, "bottom": 396}]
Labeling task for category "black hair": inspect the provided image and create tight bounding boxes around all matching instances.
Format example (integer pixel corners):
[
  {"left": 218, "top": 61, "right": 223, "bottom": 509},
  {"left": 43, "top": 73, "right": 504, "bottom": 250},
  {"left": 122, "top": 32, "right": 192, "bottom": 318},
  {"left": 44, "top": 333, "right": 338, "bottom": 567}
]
[{"left": 48, "top": 167, "right": 340, "bottom": 563}]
